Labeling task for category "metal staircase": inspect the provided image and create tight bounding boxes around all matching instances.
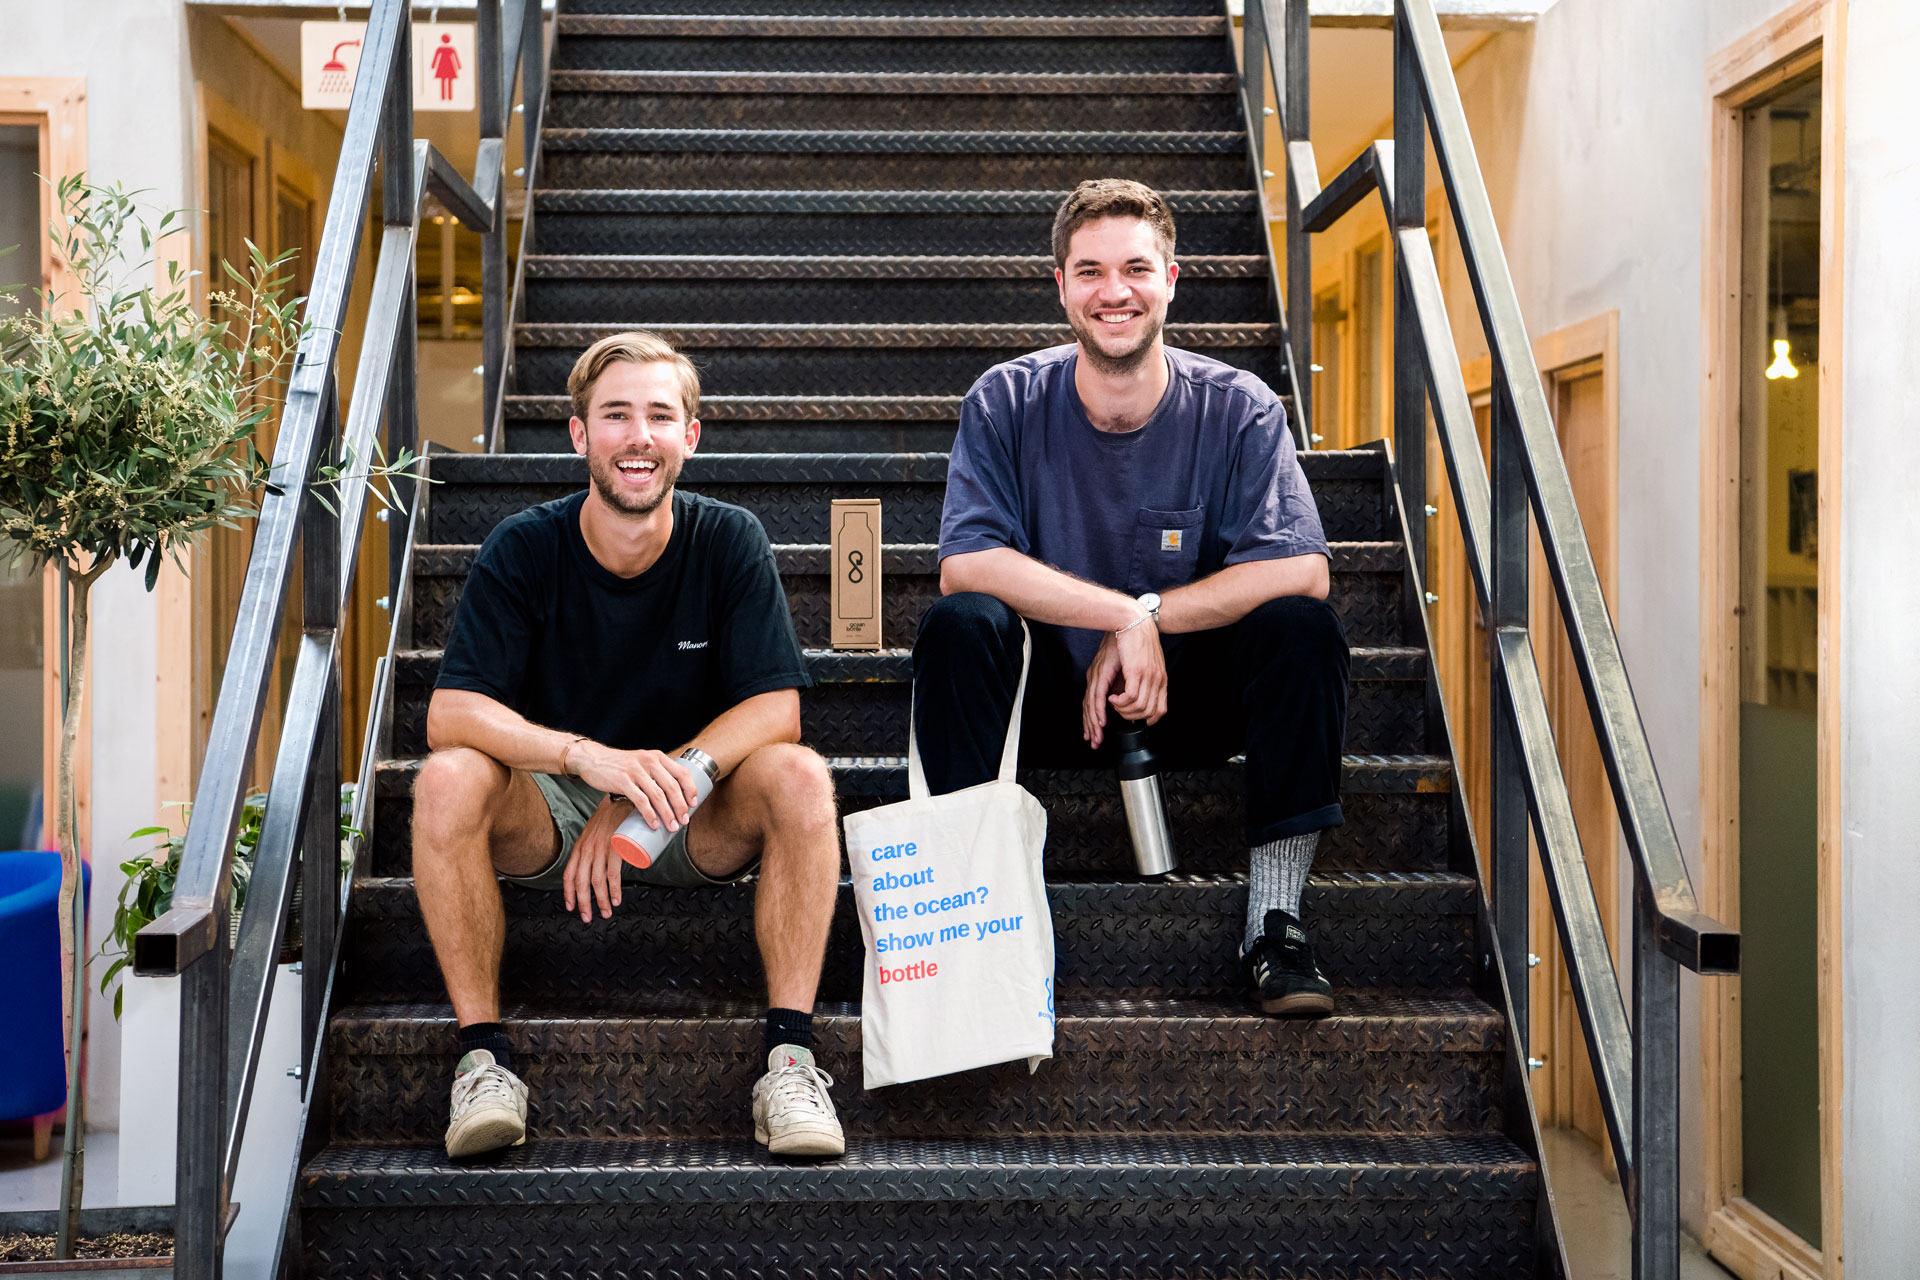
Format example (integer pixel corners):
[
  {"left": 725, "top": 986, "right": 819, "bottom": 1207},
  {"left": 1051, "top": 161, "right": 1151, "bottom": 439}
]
[{"left": 141, "top": 1, "right": 1734, "bottom": 1277}]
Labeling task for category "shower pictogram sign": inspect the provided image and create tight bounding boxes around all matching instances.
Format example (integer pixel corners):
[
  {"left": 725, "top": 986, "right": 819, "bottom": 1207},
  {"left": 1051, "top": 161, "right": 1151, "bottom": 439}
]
[
  {"left": 301, "top": 22, "right": 365, "bottom": 110},
  {"left": 300, "top": 21, "right": 477, "bottom": 113}
]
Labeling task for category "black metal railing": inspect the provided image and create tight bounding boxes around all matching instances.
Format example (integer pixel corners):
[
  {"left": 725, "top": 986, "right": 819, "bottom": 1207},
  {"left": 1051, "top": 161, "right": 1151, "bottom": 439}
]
[
  {"left": 130, "top": 2, "right": 550, "bottom": 1276},
  {"left": 1231, "top": 3, "right": 1738, "bottom": 1277}
]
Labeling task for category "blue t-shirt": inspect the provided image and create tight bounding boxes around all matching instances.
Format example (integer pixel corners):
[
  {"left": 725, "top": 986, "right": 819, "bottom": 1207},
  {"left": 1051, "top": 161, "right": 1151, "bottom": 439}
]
[{"left": 939, "top": 344, "right": 1329, "bottom": 672}]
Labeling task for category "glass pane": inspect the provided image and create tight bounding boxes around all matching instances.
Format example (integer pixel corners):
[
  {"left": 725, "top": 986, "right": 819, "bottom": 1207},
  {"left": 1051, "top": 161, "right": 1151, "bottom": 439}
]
[
  {"left": 1311, "top": 287, "right": 1343, "bottom": 447},
  {"left": 0, "top": 124, "right": 37, "bottom": 319},
  {"left": 1351, "top": 241, "right": 1385, "bottom": 442},
  {"left": 0, "top": 125, "right": 42, "bottom": 846},
  {"left": 1736, "top": 70, "right": 1822, "bottom": 1250}
]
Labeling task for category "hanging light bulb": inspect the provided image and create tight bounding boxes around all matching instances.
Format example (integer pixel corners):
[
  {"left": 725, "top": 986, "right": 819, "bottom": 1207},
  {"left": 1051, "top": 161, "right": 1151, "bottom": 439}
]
[{"left": 1766, "top": 305, "right": 1799, "bottom": 380}]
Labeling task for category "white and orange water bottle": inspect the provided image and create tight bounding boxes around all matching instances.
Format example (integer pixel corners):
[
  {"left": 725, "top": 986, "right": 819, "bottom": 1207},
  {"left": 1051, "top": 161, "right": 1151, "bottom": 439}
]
[{"left": 609, "top": 747, "right": 718, "bottom": 868}]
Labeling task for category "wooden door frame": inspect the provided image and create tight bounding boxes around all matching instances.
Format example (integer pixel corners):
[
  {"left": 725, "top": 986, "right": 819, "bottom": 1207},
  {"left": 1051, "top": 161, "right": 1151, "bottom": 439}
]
[
  {"left": 1698, "top": 2, "right": 1846, "bottom": 1277},
  {"left": 1, "top": 78, "right": 89, "bottom": 852}
]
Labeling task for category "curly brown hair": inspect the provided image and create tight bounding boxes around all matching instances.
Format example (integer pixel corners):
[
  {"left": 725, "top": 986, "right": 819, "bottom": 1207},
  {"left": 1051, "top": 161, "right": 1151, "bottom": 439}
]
[{"left": 1050, "top": 178, "right": 1177, "bottom": 270}]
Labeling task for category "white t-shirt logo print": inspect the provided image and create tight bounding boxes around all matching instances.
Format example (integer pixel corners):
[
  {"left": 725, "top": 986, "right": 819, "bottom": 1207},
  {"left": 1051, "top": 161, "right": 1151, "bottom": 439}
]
[{"left": 678, "top": 639, "right": 708, "bottom": 651}]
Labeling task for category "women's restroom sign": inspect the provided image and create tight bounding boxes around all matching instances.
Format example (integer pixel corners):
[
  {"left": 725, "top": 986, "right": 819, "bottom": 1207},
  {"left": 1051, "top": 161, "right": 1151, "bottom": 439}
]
[{"left": 301, "top": 21, "right": 476, "bottom": 113}]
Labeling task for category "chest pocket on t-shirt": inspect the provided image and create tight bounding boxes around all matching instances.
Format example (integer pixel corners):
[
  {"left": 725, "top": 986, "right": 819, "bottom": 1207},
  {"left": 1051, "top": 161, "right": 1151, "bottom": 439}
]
[{"left": 1126, "top": 506, "right": 1205, "bottom": 593}]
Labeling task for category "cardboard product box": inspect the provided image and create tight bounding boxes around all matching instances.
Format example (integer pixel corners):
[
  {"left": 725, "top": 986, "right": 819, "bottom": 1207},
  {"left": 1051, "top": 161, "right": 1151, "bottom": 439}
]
[{"left": 830, "top": 499, "right": 882, "bottom": 649}]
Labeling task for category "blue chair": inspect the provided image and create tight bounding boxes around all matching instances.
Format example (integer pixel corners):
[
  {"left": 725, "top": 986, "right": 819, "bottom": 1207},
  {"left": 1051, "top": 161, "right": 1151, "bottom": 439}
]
[{"left": 0, "top": 850, "right": 88, "bottom": 1159}]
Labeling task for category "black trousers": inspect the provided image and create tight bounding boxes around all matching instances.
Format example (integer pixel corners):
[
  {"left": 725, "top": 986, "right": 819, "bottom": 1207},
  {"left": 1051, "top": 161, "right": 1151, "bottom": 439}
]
[{"left": 911, "top": 592, "right": 1351, "bottom": 844}]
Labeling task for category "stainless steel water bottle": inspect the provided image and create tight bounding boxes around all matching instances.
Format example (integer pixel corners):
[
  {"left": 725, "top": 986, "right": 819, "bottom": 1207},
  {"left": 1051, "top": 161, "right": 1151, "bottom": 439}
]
[
  {"left": 1115, "top": 721, "right": 1177, "bottom": 875},
  {"left": 610, "top": 747, "right": 718, "bottom": 869}
]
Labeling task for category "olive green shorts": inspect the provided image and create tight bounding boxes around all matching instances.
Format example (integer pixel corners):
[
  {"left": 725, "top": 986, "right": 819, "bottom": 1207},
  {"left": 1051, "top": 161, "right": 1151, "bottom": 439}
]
[{"left": 499, "top": 772, "right": 756, "bottom": 892}]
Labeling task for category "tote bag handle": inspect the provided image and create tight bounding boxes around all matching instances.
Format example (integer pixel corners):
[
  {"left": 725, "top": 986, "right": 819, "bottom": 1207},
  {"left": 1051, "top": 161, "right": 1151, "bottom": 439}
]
[{"left": 906, "top": 619, "right": 1031, "bottom": 801}]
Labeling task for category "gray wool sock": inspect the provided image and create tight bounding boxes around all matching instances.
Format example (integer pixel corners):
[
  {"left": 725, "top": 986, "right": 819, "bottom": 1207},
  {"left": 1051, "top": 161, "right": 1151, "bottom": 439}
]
[{"left": 1244, "top": 831, "right": 1320, "bottom": 953}]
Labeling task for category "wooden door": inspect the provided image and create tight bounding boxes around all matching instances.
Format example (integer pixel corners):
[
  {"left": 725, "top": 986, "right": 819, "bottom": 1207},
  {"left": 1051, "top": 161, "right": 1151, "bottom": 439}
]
[{"left": 1432, "top": 320, "right": 1620, "bottom": 1159}]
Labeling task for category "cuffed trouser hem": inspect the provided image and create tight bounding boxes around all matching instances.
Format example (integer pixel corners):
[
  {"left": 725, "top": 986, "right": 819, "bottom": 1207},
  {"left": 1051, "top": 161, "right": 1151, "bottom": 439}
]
[{"left": 1247, "top": 801, "right": 1345, "bottom": 846}]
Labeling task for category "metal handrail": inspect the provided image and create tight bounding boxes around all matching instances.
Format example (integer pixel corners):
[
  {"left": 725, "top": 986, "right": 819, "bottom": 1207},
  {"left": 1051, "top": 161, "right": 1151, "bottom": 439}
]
[
  {"left": 129, "top": 1, "right": 545, "bottom": 1275},
  {"left": 1232, "top": 2, "right": 1738, "bottom": 1277}
]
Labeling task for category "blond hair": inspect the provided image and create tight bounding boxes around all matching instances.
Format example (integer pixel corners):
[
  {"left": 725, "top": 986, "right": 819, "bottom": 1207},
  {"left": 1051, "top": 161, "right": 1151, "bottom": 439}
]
[
  {"left": 566, "top": 330, "right": 701, "bottom": 423},
  {"left": 1051, "top": 178, "right": 1177, "bottom": 269}
]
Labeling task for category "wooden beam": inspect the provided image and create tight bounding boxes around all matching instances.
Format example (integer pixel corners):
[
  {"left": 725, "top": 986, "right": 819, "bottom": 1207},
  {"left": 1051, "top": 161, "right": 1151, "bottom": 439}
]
[
  {"left": 1707, "top": 1198, "right": 1823, "bottom": 1280},
  {"left": 1814, "top": 3, "right": 1847, "bottom": 1274}
]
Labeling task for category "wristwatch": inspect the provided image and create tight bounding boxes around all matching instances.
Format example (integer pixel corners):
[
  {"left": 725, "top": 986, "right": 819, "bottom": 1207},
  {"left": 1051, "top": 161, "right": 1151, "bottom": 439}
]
[{"left": 1118, "top": 592, "right": 1161, "bottom": 634}]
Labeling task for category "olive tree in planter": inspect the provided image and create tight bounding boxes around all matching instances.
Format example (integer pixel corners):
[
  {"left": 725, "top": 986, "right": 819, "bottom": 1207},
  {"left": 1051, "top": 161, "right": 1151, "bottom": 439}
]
[{"left": 0, "top": 175, "right": 306, "bottom": 1251}]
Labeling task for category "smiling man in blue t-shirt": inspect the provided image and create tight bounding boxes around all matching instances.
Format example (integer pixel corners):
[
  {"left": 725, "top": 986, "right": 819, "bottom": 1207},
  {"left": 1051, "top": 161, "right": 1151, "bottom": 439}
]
[{"left": 915, "top": 178, "right": 1351, "bottom": 1018}]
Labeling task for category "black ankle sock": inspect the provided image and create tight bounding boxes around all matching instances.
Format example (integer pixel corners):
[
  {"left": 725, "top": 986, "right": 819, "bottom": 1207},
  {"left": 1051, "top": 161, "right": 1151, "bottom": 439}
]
[
  {"left": 458, "top": 1022, "right": 512, "bottom": 1071},
  {"left": 764, "top": 1007, "right": 814, "bottom": 1056}
]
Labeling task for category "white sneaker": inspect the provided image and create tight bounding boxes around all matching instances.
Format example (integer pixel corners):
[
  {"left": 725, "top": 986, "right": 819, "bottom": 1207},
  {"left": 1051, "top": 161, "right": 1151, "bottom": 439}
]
[
  {"left": 445, "top": 1049, "right": 528, "bottom": 1158},
  {"left": 751, "top": 1045, "right": 846, "bottom": 1158}
]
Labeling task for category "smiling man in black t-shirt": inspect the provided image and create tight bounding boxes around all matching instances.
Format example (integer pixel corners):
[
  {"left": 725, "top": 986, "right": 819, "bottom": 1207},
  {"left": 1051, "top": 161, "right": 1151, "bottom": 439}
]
[{"left": 415, "top": 331, "right": 845, "bottom": 1160}]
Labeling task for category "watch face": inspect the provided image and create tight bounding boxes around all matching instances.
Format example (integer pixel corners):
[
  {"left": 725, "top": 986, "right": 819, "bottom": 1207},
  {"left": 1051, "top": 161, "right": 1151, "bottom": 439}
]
[{"left": 1140, "top": 593, "right": 1161, "bottom": 614}]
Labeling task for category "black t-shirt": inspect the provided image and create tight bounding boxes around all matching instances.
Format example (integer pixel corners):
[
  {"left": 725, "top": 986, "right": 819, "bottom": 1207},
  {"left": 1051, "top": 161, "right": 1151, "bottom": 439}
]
[{"left": 435, "top": 489, "right": 811, "bottom": 752}]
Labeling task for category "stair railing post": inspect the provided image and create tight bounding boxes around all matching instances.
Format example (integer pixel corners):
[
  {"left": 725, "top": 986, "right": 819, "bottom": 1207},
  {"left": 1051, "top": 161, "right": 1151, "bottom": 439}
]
[
  {"left": 301, "top": 375, "right": 343, "bottom": 1086},
  {"left": 1283, "top": 0, "right": 1312, "bottom": 448},
  {"left": 1632, "top": 880, "right": 1681, "bottom": 1280},
  {"left": 381, "top": 1, "right": 415, "bottom": 602},
  {"left": 174, "top": 936, "right": 228, "bottom": 1280},
  {"left": 1489, "top": 363, "right": 1529, "bottom": 1052},
  {"left": 479, "top": 0, "right": 508, "bottom": 452},
  {"left": 1243, "top": 0, "right": 1265, "bottom": 177},
  {"left": 1392, "top": 3, "right": 1426, "bottom": 574},
  {"left": 521, "top": 0, "right": 543, "bottom": 165}
]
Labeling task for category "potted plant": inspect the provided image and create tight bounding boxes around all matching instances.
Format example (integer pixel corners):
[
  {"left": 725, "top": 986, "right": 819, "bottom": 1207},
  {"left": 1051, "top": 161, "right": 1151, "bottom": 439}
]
[
  {"left": 0, "top": 176, "right": 410, "bottom": 1252},
  {"left": 97, "top": 785, "right": 358, "bottom": 1018}
]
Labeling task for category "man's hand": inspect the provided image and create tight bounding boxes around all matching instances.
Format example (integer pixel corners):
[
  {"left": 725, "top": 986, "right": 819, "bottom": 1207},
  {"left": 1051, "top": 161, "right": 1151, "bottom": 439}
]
[
  {"left": 567, "top": 741, "right": 701, "bottom": 833},
  {"left": 564, "top": 795, "right": 630, "bottom": 922},
  {"left": 1082, "top": 619, "right": 1167, "bottom": 749}
]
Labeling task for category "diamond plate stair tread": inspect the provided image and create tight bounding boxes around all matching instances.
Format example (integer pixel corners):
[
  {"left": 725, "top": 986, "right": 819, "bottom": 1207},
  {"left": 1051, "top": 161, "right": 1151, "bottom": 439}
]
[
  {"left": 374, "top": 751, "right": 1451, "bottom": 796},
  {"left": 524, "top": 253, "right": 1264, "bottom": 278},
  {"left": 543, "top": 128, "right": 1246, "bottom": 155},
  {"left": 534, "top": 187, "right": 1259, "bottom": 214},
  {"left": 340, "top": 871, "right": 1480, "bottom": 1000},
  {"left": 300, "top": 1132, "right": 1535, "bottom": 1204},
  {"left": 515, "top": 321, "right": 1280, "bottom": 347},
  {"left": 332, "top": 990, "right": 1504, "bottom": 1052},
  {"left": 558, "top": 15, "right": 1230, "bottom": 36},
  {"left": 421, "top": 448, "right": 1381, "bottom": 480},
  {"left": 414, "top": 539, "right": 1404, "bottom": 574},
  {"left": 554, "top": 70, "right": 1240, "bottom": 93},
  {"left": 567, "top": 0, "right": 1219, "bottom": 12},
  {"left": 389, "top": 644, "right": 1424, "bottom": 684},
  {"left": 352, "top": 870, "right": 1477, "bottom": 909},
  {"left": 325, "top": 991, "right": 1506, "bottom": 1142}
]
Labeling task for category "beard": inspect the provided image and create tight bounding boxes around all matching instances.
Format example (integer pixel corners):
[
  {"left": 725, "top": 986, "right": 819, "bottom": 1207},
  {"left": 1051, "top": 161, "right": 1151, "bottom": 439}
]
[
  {"left": 1066, "top": 303, "right": 1166, "bottom": 376},
  {"left": 588, "top": 449, "right": 683, "bottom": 516}
]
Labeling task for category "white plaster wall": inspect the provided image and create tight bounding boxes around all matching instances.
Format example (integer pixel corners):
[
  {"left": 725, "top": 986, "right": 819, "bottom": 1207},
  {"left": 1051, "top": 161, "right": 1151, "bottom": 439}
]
[
  {"left": 1838, "top": 0, "right": 1920, "bottom": 1270},
  {"left": 1436, "top": 0, "right": 1809, "bottom": 1232},
  {"left": 0, "top": 0, "right": 198, "bottom": 1132},
  {"left": 1446, "top": 0, "right": 1710, "bottom": 1225}
]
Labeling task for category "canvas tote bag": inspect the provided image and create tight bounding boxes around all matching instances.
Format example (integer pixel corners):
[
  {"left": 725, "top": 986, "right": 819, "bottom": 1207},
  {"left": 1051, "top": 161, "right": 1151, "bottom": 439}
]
[{"left": 844, "top": 622, "right": 1054, "bottom": 1088}]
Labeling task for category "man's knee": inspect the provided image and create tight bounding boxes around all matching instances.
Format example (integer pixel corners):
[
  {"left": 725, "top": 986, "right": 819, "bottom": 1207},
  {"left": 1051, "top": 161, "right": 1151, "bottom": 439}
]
[
  {"left": 917, "top": 592, "right": 1020, "bottom": 655},
  {"left": 1241, "top": 595, "right": 1348, "bottom": 666},
  {"left": 413, "top": 746, "right": 511, "bottom": 844},
  {"left": 736, "top": 743, "right": 836, "bottom": 835}
]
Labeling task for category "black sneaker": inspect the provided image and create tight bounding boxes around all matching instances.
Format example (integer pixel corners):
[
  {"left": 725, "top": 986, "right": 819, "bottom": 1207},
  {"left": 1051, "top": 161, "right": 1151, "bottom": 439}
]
[{"left": 1243, "top": 908, "right": 1334, "bottom": 1017}]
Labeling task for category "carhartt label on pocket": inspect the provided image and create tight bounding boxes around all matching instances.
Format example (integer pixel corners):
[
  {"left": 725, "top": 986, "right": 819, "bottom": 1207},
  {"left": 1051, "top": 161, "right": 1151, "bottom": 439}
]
[{"left": 1160, "top": 529, "right": 1182, "bottom": 552}]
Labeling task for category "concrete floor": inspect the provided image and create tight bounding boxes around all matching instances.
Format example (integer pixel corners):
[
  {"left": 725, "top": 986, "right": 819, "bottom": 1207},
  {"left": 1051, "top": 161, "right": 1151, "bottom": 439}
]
[
  {"left": 1542, "top": 1126, "right": 1737, "bottom": 1280},
  {"left": 0, "top": 1132, "right": 118, "bottom": 1212}
]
